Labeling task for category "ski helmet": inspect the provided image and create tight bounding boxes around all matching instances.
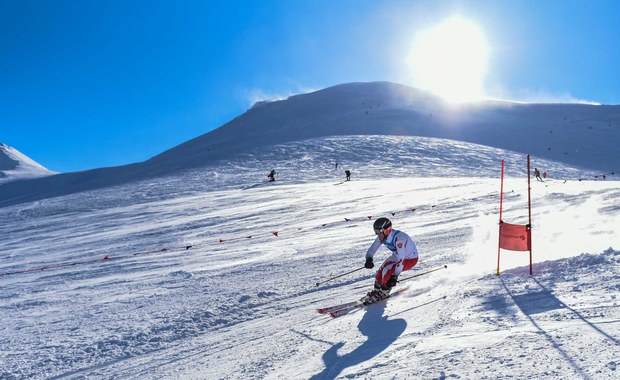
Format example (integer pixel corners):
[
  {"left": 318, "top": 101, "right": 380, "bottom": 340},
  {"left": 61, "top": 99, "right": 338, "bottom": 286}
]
[{"left": 373, "top": 217, "right": 392, "bottom": 235}]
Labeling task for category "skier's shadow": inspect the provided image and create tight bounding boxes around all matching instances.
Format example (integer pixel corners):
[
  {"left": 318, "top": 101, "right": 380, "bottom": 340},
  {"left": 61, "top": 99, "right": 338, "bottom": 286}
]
[{"left": 310, "top": 304, "right": 406, "bottom": 380}]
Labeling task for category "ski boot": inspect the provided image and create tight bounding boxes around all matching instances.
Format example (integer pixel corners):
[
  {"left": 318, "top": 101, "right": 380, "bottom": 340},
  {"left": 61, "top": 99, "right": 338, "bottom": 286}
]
[{"left": 360, "top": 288, "right": 390, "bottom": 305}]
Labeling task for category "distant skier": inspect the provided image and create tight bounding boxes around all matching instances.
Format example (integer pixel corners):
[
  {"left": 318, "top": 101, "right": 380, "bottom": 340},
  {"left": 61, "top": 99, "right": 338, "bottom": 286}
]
[
  {"left": 335, "top": 162, "right": 338, "bottom": 170},
  {"left": 534, "top": 167, "right": 543, "bottom": 182},
  {"left": 543, "top": 171, "right": 547, "bottom": 179},
  {"left": 267, "top": 169, "right": 276, "bottom": 182},
  {"left": 345, "top": 169, "right": 351, "bottom": 181},
  {"left": 361, "top": 217, "right": 419, "bottom": 304}
]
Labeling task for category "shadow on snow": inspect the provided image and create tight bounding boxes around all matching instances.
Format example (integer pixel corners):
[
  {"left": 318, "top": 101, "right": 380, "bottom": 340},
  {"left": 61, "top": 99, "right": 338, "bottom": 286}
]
[
  {"left": 310, "top": 303, "right": 406, "bottom": 380},
  {"left": 501, "top": 276, "right": 619, "bottom": 380}
]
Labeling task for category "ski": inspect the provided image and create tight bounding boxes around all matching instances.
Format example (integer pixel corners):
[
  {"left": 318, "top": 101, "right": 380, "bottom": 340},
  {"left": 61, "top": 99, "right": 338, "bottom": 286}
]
[
  {"left": 316, "top": 265, "right": 447, "bottom": 318},
  {"left": 328, "top": 293, "right": 393, "bottom": 318},
  {"left": 318, "top": 286, "right": 409, "bottom": 318},
  {"left": 328, "top": 302, "right": 365, "bottom": 318},
  {"left": 317, "top": 300, "right": 361, "bottom": 314}
]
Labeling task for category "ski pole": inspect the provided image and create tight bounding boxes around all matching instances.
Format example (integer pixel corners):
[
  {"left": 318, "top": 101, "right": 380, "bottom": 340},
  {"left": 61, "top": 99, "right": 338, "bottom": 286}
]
[
  {"left": 397, "top": 265, "right": 447, "bottom": 283},
  {"left": 315, "top": 267, "right": 365, "bottom": 287}
]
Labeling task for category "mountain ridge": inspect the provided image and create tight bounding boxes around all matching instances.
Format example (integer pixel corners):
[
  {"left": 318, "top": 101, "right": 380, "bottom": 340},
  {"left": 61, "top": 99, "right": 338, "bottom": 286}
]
[
  {"left": 149, "top": 81, "right": 620, "bottom": 171},
  {"left": 1, "top": 81, "right": 618, "bottom": 206}
]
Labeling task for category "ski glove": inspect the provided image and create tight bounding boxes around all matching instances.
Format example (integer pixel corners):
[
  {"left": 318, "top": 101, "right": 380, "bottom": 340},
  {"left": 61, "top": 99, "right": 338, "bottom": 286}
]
[
  {"left": 386, "top": 275, "right": 398, "bottom": 288},
  {"left": 364, "top": 258, "right": 374, "bottom": 269}
]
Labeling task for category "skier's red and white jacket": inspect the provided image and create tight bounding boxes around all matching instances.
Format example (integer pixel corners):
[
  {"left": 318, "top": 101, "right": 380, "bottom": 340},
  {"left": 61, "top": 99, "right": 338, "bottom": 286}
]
[{"left": 365, "top": 229, "right": 419, "bottom": 277}]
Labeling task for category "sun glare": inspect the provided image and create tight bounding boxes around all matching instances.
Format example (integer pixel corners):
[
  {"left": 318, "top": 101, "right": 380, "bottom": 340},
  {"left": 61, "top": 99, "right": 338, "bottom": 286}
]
[{"left": 410, "top": 17, "right": 489, "bottom": 102}]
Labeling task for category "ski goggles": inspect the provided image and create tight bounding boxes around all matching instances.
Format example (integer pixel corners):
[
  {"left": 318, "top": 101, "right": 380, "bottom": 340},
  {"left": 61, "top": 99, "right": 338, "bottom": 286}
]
[{"left": 374, "top": 227, "right": 390, "bottom": 235}]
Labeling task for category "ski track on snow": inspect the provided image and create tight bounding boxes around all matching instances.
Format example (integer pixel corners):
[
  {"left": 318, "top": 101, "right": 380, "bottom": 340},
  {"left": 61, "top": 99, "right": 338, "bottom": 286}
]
[{"left": 0, "top": 136, "right": 618, "bottom": 379}]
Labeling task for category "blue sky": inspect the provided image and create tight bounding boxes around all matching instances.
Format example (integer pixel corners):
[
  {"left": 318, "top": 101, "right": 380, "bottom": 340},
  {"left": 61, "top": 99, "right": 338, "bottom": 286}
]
[{"left": 1, "top": 0, "right": 619, "bottom": 172}]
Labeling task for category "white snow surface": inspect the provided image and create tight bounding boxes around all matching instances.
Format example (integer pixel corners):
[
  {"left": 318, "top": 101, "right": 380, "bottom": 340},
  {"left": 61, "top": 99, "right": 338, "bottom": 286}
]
[
  {"left": 1, "top": 135, "right": 619, "bottom": 379},
  {"left": 0, "top": 143, "right": 55, "bottom": 184}
]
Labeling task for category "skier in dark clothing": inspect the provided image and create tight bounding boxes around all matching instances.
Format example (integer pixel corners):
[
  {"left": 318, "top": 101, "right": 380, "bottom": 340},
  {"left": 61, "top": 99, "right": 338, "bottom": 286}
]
[
  {"left": 345, "top": 170, "right": 351, "bottom": 181},
  {"left": 534, "top": 168, "right": 543, "bottom": 182},
  {"left": 267, "top": 169, "right": 276, "bottom": 182}
]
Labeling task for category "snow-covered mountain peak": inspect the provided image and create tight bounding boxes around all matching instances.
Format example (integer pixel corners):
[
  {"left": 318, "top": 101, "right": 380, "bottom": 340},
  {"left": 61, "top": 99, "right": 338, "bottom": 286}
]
[
  {"left": 152, "top": 81, "right": 620, "bottom": 173},
  {"left": 0, "top": 142, "right": 19, "bottom": 170},
  {"left": 0, "top": 143, "right": 56, "bottom": 183}
]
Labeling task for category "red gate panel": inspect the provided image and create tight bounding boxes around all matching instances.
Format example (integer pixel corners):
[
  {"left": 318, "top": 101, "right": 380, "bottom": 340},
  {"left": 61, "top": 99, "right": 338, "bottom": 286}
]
[{"left": 499, "top": 222, "right": 530, "bottom": 252}]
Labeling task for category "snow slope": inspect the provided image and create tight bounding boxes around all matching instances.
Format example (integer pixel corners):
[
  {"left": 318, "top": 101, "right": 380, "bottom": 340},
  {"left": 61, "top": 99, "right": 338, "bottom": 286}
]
[{"left": 0, "top": 135, "right": 618, "bottom": 379}]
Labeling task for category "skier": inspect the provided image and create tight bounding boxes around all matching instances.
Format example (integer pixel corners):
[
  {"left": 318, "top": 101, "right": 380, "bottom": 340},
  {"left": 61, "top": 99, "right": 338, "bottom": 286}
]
[
  {"left": 345, "top": 169, "right": 351, "bottom": 181},
  {"left": 534, "top": 167, "right": 543, "bottom": 182},
  {"left": 267, "top": 169, "right": 276, "bottom": 182},
  {"left": 362, "top": 217, "right": 419, "bottom": 304}
]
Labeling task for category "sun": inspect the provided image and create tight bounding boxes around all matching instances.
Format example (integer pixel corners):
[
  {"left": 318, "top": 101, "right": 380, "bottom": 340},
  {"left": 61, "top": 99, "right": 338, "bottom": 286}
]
[{"left": 409, "top": 17, "right": 489, "bottom": 102}]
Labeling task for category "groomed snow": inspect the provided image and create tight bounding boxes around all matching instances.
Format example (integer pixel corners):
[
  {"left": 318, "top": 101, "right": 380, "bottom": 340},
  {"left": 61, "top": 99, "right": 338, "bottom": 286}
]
[{"left": 0, "top": 136, "right": 618, "bottom": 379}]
